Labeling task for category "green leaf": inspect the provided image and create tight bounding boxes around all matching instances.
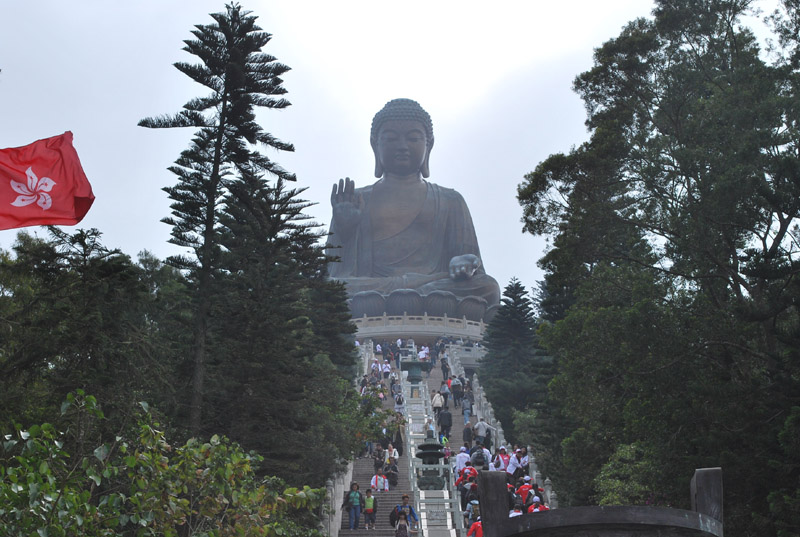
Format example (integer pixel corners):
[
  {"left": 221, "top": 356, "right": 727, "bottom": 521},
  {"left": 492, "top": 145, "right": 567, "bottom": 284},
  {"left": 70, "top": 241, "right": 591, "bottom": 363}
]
[
  {"left": 94, "top": 444, "right": 109, "bottom": 462},
  {"left": 87, "top": 469, "right": 101, "bottom": 486}
]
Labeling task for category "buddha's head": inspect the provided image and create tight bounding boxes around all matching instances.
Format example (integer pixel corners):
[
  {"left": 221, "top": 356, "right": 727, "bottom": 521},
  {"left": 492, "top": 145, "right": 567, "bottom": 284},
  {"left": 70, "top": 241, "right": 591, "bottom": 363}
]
[{"left": 371, "top": 98, "right": 434, "bottom": 178}]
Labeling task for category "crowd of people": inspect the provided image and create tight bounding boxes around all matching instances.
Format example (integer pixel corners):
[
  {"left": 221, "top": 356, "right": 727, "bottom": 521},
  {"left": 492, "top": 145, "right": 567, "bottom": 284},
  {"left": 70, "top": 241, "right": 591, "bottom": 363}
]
[
  {"left": 342, "top": 484, "right": 420, "bottom": 533},
  {"left": 347, "top": 337, "right": 550, "bottom": 537},
  {"left": 455, "top": 441, "right": 550, "bottom": 535}
]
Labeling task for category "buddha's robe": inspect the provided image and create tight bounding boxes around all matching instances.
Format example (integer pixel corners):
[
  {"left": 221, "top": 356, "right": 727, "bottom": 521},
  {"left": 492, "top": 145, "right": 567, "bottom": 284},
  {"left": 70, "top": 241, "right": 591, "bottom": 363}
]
[{"left": 326, "top": 181, "right": 500, "bottom": 306}]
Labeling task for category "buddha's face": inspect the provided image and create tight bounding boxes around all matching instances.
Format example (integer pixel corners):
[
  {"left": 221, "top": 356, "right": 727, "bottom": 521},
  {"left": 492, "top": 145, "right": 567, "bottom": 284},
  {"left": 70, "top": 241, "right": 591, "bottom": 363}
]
[{"left": 376, "top": 120, "right": 428, "bottom": 177}]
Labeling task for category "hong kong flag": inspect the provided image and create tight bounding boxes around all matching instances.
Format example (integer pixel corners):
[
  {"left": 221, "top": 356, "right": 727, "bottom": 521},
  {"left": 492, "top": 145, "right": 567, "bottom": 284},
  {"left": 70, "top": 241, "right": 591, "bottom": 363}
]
[{"left": 0, "top": 132, "right": 95, "bottom": 230}]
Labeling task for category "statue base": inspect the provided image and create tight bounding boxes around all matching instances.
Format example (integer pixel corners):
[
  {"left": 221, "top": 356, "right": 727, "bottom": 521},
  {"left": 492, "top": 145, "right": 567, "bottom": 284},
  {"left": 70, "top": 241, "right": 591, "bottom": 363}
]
[{"left": 349, "top": 289, "right": 498, "bottom": 323}]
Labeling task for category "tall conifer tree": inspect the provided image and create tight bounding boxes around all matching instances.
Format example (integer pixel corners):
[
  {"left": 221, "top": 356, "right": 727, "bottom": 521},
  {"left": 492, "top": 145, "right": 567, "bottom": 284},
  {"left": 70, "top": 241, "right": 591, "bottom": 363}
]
[
  {"left": 139, "top": 3, "right": 293, "bottom": 433},
  {"left": 208, "top": 168, "right": 359, "bottom": 483},
  {"left": 480, "top": 278, "right": 551, "bottom": 442}
]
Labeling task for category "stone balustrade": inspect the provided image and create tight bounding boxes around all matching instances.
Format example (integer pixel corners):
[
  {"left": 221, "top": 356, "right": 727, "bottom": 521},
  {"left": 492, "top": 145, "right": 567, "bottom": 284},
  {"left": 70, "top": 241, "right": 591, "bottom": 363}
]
[
  {"left": 353, "top": 313, "right": 486, "bottom": 340},
  {"left": 447, "top": 344, "right": 558, "bottom": 509}
]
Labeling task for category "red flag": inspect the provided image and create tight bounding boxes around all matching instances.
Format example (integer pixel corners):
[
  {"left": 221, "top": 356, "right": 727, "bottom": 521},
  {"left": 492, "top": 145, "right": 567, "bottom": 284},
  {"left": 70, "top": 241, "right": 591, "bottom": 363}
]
[{"left": 0, "top": 132, "right": 95, "bottom": 230}]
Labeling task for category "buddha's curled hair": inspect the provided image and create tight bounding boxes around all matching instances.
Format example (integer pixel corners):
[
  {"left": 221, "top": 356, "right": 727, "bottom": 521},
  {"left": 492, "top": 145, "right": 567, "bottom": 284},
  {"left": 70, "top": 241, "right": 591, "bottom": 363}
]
[{"left": 371, "top": 98, "right": 434, "bottom": 148}]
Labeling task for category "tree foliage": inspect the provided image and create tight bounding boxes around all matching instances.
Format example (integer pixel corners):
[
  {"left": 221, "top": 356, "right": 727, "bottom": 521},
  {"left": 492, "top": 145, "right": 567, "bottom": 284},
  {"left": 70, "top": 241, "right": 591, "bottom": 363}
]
[
  {"left": 480, "top": 279, "right": 557, "bottom": 446},
  {"left": 0, "top": 391, "right": 325, "bottom": 537},
  {"left": 0, "top": 229, "right": 180, "bottom": 429},
  {"left": 139, "top": 3, "right": 295, "bottom": 434},
  {"left": 518, "top": 1, "right": 800, "bottom": 534},
  {"left": 139, "top": 2, "right": 361, "bottom": 484},
  {"left": 2, "top": 2, "right": 364, "bottom": 492}
]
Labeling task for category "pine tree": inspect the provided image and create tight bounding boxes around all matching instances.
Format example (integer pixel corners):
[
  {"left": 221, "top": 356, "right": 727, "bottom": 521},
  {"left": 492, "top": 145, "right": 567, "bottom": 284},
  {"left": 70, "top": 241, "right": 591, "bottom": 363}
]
[
  {"left": 479, "top": 278, "right": 541, "bottom": 441},
  {"left": 139, "top": 3, "right": 293, "bottom": 433},
  {"left": 0, "top": 229, "right": 169, "bottom": 428},
  {"left": 207, "top": 166, "right": 360, "bottom": 483}
]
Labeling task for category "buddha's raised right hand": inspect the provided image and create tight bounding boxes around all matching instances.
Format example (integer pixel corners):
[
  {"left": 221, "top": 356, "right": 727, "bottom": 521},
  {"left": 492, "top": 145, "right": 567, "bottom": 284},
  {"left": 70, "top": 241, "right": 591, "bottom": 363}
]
[{"left": 331, "top": 177, "right": 364, "bottom": 235}]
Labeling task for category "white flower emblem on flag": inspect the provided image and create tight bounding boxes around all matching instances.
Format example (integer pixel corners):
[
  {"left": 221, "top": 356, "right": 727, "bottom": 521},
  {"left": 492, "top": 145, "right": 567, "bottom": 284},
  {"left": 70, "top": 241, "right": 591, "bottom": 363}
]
[{"left": 10, "top": 167, "right": 56, "bottom": 210}]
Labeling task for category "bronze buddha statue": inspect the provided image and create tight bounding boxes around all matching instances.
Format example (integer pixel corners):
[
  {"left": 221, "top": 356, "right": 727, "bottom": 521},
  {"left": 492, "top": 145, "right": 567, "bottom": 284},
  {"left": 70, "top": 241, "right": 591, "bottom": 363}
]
[{"left": 326, "top": 98, "right": 500, "bottom": 321}]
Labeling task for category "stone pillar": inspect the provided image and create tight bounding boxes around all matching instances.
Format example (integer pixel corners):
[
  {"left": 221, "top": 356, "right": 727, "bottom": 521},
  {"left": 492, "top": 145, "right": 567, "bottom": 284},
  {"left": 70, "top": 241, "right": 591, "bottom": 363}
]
[
  {"left": 478, "top": 471, "right": 510, "bottom": 537},
  {"left": 324, "top": 479, "right": 334, "bottom": 536},
  {"left": 691, "top": 467, "right": 723, "bottom": 523}
]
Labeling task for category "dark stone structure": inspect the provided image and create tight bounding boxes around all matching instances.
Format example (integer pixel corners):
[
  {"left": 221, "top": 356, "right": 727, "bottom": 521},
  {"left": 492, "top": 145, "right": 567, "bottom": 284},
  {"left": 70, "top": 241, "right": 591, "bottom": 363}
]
[
  {"left": 479, "top": 468, "right": 724, "bottom": 537},
  {"left": 415, "top": 430, "right": 446, "bottom": 490},
  {"left": 326, "top": 99, "right": 501, "bottom": 322}
]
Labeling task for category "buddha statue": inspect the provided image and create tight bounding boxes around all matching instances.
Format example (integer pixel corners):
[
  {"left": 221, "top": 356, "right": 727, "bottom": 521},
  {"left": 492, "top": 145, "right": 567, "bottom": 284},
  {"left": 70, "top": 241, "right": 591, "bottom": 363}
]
[{"left": 326, "top": 98, "right": 500, "bottom": 321}]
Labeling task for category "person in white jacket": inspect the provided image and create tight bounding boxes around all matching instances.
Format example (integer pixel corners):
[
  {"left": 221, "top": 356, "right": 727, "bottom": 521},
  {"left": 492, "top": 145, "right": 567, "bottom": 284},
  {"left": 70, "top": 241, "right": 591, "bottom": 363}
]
[
  {"left": 371, "top": 471, "right": 389, "bottom": 492},
  {"left": 432, "top": 391, "right": 444, "bottom": 417}
]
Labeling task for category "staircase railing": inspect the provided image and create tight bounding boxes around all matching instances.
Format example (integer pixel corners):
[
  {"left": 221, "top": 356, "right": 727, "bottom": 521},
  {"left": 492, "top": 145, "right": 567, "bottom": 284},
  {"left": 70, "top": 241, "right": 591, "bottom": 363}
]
[
  {"left": 323, "top": 340, "right": 373, "bottom": 537},
  {"left": 446, "top": 344, "right": 559, "bottom": 509},
  {"left": 446, "top": 345, "right": 506, "bottom": 449}
]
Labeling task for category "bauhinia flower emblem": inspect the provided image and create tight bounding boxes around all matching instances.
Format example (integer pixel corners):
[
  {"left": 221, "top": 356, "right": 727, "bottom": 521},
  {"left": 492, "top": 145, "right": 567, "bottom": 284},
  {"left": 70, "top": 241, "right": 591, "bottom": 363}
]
[{"left": 10, "top": 167, "right": 56, "bottom": 210}]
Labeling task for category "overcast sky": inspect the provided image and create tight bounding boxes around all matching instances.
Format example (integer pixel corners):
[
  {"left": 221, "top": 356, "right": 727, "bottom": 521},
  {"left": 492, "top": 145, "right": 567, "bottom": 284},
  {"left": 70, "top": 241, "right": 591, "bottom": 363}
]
[{"left": 1, "top": 0, "right": 656, "bottom": 293}]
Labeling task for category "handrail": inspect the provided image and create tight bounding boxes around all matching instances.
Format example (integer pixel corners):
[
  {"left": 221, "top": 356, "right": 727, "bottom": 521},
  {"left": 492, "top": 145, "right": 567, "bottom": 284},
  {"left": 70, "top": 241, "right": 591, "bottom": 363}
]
[
  {"left": 446, "top": 344, "right": 558, "bottom": 509},
  {"left": 323, "top": 340, "right": 372, "bottom": 537},
  {"left": 446, "top": 345, "right": 506, "bottom": 449}
]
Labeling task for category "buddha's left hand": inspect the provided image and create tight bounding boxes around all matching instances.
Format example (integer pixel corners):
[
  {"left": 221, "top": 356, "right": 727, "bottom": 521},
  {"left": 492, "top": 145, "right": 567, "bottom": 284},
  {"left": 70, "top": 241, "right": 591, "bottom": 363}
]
[{"left": 449, "top": 254, "right": 481, "bottom": 280}]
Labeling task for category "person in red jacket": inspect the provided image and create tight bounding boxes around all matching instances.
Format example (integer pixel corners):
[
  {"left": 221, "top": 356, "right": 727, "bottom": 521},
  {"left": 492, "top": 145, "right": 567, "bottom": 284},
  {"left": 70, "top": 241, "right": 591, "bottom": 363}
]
[
  {"left": 455, "top": 463, "right": 478, "bottom": 487},
  {"left": 467, "top": 518, "right": 483, "bottom": 537},
  {"left": 527, "top": 499, "right": 549, "bottom": 513},
  {"left": 516, "top": 476, "right": 533, "bottom": 504}
]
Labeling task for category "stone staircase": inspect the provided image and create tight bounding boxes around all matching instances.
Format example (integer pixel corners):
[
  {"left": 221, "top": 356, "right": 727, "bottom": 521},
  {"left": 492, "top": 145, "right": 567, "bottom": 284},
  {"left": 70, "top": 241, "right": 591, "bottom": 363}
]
[
  {"left": 334, "top": 341, "right": 512, "bottom": 537},
  {"left": 339, "top": 393, "right": 414, "bottom": 537},
  {"left": 417, "top": 358, "right": 472, "bottom": 537},
  {"left": 424, "top": 359, "right": 473, "bottom": 454}
]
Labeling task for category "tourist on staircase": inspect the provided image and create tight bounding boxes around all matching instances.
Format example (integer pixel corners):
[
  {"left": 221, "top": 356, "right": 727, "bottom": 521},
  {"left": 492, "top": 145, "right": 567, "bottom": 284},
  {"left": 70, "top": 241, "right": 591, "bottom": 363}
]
[
  {"left": 455, "top": 445, "right": 471, "bottom": 473},
  {"left": 392, "top": 413, "right": 406, "bottom": 456},
  {"left": 462, "top": 386, "right": 474, "bottom": 424},
  {"left": 364, "top": 488, "right": 378, "bottom": 530},
  {"left": 342, "top": 482, "right": 365, "bottom": 530},
  {"left": 373, "top": 445, "right": 386, "bottom": 474},
  {"left": 451, "top": 375, "right": 463, "bottom": 408},
  {"left": 385, "top": 443, "right": 399, "bottom": 464},
  {"left": 506, "top": 448, "right": 525, "bottom": 484},
  {"left": 463, "top": 422, "right": 474, "bottom": 447},
  {"left": 390, "top": 494, "right": 419, "bottom": 532},
  {"left": 465, "top": 498, "right": 480, "bottom": 529},
  {"left": 394, "top": 511, "right": 409, "bottom": 537},
  {"left": 432, "top": 390, "right": 444, "bottom": 417},
  {"left": 470, "top": 442, "right": 490, "bottom": 470},
  {"left": 394, "top": 390, "right": 406, "bottom": 414},
  {"left": 466, "top": 517, "right": 483, "bottom": 537},
  {"left": 384, "top": 456, "right": 400, "bottom": 490},
  {"left": 437, "top": 405, "right": 453, "bottom": 442},
  {"left": 439, "top": 380, "right": 451, "bottom": 408},
  {"left": 472, "top": 417, "right": 494, "bottom": 447},
  {"left": 370, "top": 469, "right": 390, "bottom": 492}
]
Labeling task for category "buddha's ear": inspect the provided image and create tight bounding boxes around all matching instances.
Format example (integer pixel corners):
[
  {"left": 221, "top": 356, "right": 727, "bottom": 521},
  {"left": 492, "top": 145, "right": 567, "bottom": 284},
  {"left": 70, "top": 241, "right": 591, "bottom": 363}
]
[
  {"left": 421, "top": 139, "right": 434, "bottom": 178},
  {"left": 372, "top": 139, "right": 383, "bottom": 178}
]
